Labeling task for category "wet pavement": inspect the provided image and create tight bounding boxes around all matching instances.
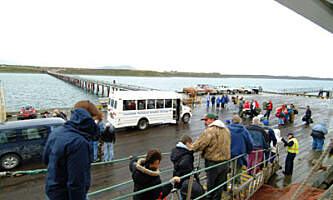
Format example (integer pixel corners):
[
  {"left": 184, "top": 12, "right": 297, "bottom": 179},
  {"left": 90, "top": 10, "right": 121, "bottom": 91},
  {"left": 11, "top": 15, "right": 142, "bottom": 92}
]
[{"left": 1, "top": 93, "right": 333, "bottom": 199}]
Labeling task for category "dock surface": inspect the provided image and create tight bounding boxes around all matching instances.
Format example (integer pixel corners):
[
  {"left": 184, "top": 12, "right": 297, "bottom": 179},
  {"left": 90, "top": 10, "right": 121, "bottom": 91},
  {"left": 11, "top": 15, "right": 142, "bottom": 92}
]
[{"left": 0, "top": 93, "right": 332, "bottom": 199}]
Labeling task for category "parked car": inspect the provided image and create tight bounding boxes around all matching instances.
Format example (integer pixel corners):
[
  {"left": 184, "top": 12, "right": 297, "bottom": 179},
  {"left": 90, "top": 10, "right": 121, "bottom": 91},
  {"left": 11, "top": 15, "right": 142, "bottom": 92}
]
[
  {"left": 0, "top": 118, "right": 65, "bottom": 170},
  {"left": 17, "top": 106, "right": 37, "bottom": 120}
]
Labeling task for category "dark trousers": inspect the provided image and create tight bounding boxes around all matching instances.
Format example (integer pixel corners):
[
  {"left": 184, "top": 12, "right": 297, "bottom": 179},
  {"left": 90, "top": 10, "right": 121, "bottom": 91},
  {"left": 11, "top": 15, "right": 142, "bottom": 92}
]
[
  {"left": 264, "top": 109, "right": 271, "bottom": 119},
  {"left": 205, "top": 159, "right": 228, "bottom": 200},
  {"left": 285, "top": 152, "right": 296, "bottom": 175}
]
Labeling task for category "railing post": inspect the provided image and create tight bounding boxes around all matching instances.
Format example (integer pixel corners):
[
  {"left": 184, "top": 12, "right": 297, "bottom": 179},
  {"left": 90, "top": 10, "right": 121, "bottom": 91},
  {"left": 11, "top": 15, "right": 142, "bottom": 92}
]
[{"left": 231, "top": 158, "right": 237, "bottom": 198}]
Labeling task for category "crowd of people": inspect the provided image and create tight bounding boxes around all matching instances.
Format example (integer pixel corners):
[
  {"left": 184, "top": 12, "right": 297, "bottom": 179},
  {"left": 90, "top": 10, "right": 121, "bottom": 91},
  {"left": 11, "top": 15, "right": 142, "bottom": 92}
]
[
  {"left": 42, "top": 99, "right": 319, "bottom": 200},
  {"left": 129, "top": 113, "right": 299, "bottom": 200},
  {"left": 275, "top": 104, "right": 299, "bottom": 126},
  {"left": 206, "top": 94, "right": 232, "bottom": 109}
]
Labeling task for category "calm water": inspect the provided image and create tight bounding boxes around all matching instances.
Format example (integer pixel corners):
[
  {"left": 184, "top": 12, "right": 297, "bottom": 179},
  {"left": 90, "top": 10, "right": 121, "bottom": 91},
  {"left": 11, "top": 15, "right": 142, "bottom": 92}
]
[{"left": 1, "top": 73, "right": 333, "bottom": 111}]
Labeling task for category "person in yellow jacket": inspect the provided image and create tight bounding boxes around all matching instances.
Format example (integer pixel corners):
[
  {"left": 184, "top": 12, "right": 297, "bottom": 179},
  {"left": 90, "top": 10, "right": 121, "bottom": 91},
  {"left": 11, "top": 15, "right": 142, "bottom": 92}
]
[{"left": 281, "top": 133, "right": 299, "bottom": 176}]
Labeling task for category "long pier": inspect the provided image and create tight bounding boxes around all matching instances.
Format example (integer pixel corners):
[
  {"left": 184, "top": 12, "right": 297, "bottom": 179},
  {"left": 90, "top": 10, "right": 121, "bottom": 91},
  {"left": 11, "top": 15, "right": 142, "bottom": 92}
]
[{"left": 47, "top": 71, "right": 159, "bottom": 97}]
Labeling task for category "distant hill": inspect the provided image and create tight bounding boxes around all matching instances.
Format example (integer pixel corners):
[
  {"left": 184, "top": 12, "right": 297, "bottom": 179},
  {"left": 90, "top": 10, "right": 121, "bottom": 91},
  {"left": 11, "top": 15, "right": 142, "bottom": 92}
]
[
  {"left": 93, "top": 65, "right": 135, "bottom": 70},
  {"left": 1, "top": 64, "right": 333, "bottom": 81}
]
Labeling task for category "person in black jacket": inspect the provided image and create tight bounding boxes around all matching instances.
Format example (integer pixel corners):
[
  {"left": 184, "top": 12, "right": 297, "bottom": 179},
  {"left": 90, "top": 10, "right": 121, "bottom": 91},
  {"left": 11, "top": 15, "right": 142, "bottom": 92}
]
[
  {"left": 100, "top": 123, "right": 116, "bottom": 161},
  {"left": 129, "top": 149, "right": 180, "bottom": 200},
  {"left": 303, "top": 106, "right": 312, "bottom": 126},
  {"left": 170, "top": 135, "right": 196, "bottom": 189}
]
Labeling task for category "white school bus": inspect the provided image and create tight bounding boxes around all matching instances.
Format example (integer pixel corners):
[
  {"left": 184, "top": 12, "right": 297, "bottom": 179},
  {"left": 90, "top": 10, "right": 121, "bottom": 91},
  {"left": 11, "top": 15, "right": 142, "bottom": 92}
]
[{"left": 107, "top": 91, "right": 192, "bottom": 130}]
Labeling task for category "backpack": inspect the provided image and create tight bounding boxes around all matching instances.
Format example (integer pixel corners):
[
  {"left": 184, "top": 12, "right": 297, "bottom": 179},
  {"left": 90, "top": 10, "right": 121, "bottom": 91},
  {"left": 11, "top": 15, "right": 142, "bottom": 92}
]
[
  {"left": 180, "top": 179, "right": 205, "bottom": 199},
  {"left": 100, "top": 125, "right": 116, "bottom": 143}
]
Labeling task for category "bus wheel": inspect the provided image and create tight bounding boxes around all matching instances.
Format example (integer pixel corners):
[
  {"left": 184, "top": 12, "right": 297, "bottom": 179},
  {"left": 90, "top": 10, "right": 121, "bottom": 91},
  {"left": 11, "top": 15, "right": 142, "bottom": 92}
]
[
  {"left": 182, "top": 114, "right": 190, "bottom": 123},
  {"left": 137, "top": 119, "right": 148, "bottom": 130},
  {"left": 0, "top": 153, "right": 21, "bottom": 170}
]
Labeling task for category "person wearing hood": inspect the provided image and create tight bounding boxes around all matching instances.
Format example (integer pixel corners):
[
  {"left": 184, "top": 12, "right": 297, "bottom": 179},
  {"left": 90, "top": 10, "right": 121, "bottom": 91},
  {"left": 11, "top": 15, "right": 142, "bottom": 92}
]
[
  {"left": 129, "top": 149, "right": 180, "bottom": 200},
  {"left": 191, "top": 113, "right": 231, "bottom": 200},
  {"left": 262, "top": 120, "right": 277, "bottom": 164},
  {"left": 311, "top": 122, "right": 328, "bottom": 152},
  {"left": 228, "top": 115, "right": 253, "bottom": 183},
  {"left": 170, "top": 135, "right": 197, "bottom": 190},
  {"left": 43, "top": 100, "right": 102, "bottom": 200},
  {"left": 246, "top": 117, "right": 269, "bottom": 175}
]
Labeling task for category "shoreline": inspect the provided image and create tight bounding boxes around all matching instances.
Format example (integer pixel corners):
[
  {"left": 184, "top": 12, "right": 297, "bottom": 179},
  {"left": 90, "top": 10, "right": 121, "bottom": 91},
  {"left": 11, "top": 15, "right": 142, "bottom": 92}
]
[{"left": 1, "top": 65, "right": 333, "bottom": 81}]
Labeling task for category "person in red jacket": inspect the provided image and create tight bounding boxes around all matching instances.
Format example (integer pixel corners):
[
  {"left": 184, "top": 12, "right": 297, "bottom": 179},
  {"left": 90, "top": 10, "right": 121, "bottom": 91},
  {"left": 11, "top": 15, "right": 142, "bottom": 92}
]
[{"left": 264, "top": 100, "right": 273, "bottom": 120}]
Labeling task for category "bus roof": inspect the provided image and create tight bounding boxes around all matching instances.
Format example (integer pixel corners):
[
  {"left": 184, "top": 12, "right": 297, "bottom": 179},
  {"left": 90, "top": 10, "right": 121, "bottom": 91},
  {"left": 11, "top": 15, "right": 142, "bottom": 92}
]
[
  {"left": 109, "top": 91, "right": 183, "bottom": 100},
  {"left": 0, "top": 118, "right": 65, "bottom": 130}
]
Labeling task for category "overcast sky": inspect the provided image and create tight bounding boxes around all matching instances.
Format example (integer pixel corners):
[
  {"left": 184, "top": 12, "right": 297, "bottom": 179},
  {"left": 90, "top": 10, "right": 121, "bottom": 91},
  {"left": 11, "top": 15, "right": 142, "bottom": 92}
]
[{"left": 1, "top": 0, "right": 332, "bottom": 78}]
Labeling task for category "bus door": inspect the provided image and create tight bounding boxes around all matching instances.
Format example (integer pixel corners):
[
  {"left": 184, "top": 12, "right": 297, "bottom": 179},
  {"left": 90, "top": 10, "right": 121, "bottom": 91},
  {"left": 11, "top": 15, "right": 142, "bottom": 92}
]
[{"left": 173, "top": 99, "right": 181, "bottom": 121}]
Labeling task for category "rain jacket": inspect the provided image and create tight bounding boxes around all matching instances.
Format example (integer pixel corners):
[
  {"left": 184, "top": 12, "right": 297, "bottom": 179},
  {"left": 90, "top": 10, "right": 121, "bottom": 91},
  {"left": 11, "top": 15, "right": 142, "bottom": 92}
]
[
  {"left": 228, "top": 123, "right": 254, "bottom": 167},
  {"left": 170, "top": 142, "right": 195, "bottom": 189},
  {"left": 43, "top": 108, "right": 99, "bottom": 200},
  {"left": 191, "top": 120, "right": 231, "bottom": 162},
  {"left": 311, "top": 123, "right": 328, "bottom": 139},
  {"left": 246, "top": 124, "right": 268, "bottom": 149}
]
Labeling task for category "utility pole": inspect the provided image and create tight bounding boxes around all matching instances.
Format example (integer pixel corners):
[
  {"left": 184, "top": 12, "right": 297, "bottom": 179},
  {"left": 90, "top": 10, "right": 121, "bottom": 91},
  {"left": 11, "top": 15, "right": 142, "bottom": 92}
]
[{"left": 0, "top": 80, "right": 6, "bottom": 122}]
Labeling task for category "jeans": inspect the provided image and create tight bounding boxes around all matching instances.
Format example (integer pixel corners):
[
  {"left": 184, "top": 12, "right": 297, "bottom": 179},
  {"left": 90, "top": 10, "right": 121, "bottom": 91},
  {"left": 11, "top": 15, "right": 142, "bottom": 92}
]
[
  {"left": 205, "top": 159, "right": 228, "bottom": 200},
  {"left": 285, "top": 152, "right": 296, "bottom": 175},
  {"left": 93, "top": 141, "right": 98, "bottom": 161},
  {"left": 312, "top": 137, "right": 324, "bottom": 152},
  {"left": 90, "top": 141, "right": 98, "bottom": 161},
  {"left": 104, "top": 142, "right": 114, "bottom": 161}
]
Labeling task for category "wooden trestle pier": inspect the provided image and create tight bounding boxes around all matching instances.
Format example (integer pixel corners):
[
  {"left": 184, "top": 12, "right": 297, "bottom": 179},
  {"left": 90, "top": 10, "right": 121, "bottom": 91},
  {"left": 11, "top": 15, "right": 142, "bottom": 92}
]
[{"left": 47, "top": 71, "right": 159, "bottom": 97}]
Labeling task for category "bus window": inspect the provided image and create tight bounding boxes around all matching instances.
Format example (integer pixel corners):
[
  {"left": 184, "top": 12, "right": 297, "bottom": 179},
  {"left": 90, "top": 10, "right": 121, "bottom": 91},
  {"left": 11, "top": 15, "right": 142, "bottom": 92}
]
[
  {"left": 148, "top": 99, "right": 155, "bottom": 109},
  {"left": 138, "top": 100, "right": 146, "bottom": 110},
  {"left": 165, "top": 99, "right": 172, "bottom": 108},
  {"left": 0, "top": 129, "right": 17, "bottom": 144},
  {"left": 156, "top": 99, "right": 164, "bottom": 109},
  {"left": 21, "top": 126, "right": 49, "bottom": 141},
  {"left": 123, "top": 100, "right": 136, "bottom": 111}
]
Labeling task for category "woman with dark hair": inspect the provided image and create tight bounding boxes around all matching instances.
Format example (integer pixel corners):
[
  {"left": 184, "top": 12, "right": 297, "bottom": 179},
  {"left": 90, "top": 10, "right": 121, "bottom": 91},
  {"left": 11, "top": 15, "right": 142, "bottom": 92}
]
[
  {"left": 129, "top": 149, "right": 180, "bottom": 200},
  {"left": 43, "top": 100, "right": 101, "bottom": 200}
]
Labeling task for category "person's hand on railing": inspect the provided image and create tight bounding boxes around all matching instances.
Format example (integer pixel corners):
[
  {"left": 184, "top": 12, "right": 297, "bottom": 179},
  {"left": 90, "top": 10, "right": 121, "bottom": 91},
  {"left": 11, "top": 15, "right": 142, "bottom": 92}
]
[{"left": 170, "top": 176, "right": 181, "bottom": 183}]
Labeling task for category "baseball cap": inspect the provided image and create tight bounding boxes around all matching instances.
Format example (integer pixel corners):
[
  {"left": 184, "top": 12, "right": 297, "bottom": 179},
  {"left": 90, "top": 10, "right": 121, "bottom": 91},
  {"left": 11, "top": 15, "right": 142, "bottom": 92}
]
[
  {"left": 225, "top": 120, "right": 231, "bottom": 124},
  {"left": 201, "top": 113, "right": 218, "bottom": 120},
  {"left": 262, "top": 120, "right": 269, "bottom": 126},
  {"left": 287, "top": 133, "right": 294, "bottom": 137}
]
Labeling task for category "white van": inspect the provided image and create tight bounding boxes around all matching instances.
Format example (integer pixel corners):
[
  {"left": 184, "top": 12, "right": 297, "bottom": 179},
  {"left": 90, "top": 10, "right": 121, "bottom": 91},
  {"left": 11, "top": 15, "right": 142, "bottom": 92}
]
[{"left": 107, "top": 91, "right": 192, "bottom": 130}]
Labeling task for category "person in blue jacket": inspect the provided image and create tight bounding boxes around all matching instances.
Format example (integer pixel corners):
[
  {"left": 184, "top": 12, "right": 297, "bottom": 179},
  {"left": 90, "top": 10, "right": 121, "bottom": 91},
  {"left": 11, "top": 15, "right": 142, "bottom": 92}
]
[
  {"left": 228, "top": 115, "right": 254, "bottom": 183},
  {"left": 43, "top": 100, "right": 102, "bottom": 200},
  {"left": 206, "top": 95, "right": 210, "bottom": 108},
  {"left": 216, "top": 96, "right": 221, "bottom": 108},
  {"left": 311, "top": 122, "right": 328, "bottom": 152}
]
